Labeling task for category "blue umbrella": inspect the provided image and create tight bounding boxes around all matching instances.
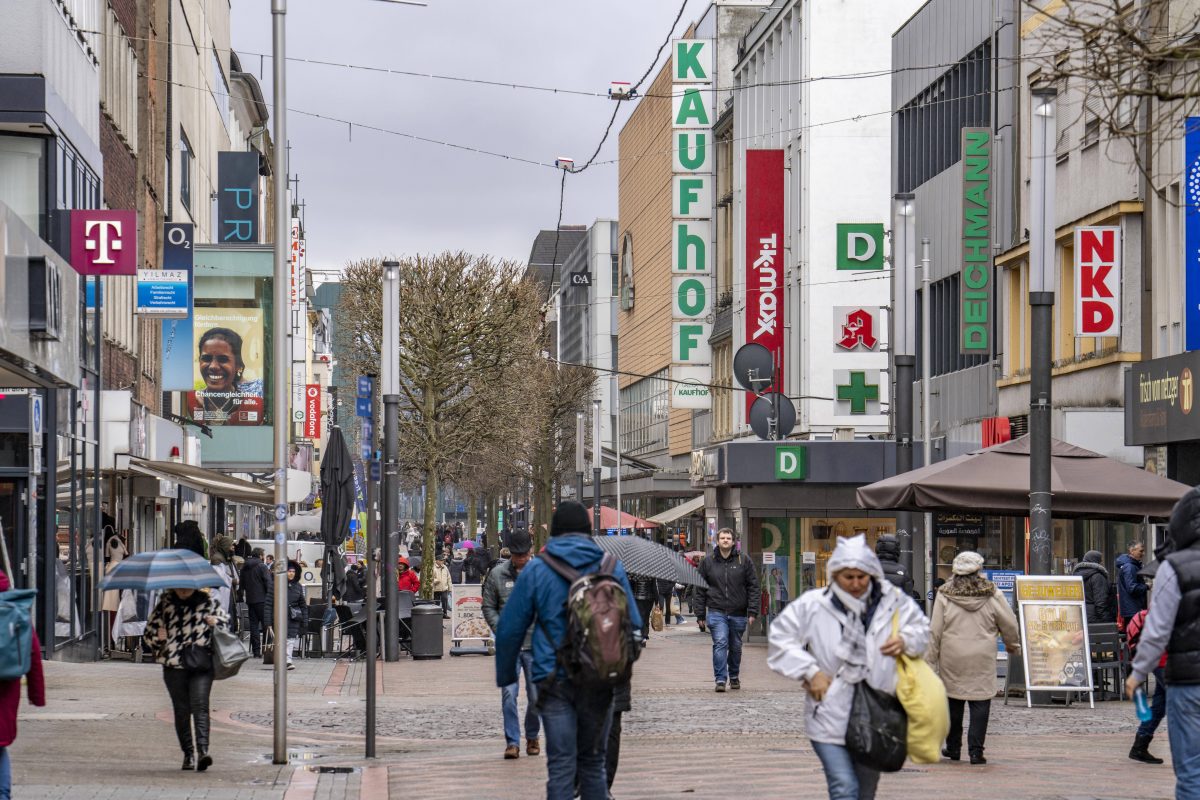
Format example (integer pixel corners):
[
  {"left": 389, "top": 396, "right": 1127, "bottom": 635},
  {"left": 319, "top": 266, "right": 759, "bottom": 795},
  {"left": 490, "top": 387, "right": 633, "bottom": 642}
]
[{"left": 100, "top": 549, "right": 224, "bottom": 591}]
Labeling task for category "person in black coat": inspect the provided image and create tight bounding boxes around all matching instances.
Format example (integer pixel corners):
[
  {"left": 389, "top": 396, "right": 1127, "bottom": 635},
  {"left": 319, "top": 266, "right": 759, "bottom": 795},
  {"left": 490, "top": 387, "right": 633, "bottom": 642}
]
[
  {"left": 1074, "top": 550, "right": 1117, "bottom": 623},
  {"left": 875, "top": 535, "right": 916, "bottom": 598},
  {"left": 630, "top": 573, "right": 659, "bottom": 641},
  {"left": 341, "top": 562, "right": 366, "bottom": 604},
  {"left": 265, "top": 559, "right": 308, "bottom": 669},
  {"left": 240, "top": 548, "right": 272, "bottom": 657},
  {"left": 172, "top": 520, "right": 206, "bottom": 559}
]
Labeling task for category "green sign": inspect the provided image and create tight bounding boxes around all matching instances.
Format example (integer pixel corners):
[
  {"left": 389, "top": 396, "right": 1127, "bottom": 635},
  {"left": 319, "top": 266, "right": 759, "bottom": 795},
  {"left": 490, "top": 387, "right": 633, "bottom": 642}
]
[
  {"left": 775, "top": 445, "right": 807, "bottom": 480},
  {"left": 961, "top": 127, "right": 991, "bottom": 353},
  {"left": 837, "top": 371, "right": 880, "bottom": 414},
  {"left": 836, "top": 223, "right": 885, "bottom": 270}
]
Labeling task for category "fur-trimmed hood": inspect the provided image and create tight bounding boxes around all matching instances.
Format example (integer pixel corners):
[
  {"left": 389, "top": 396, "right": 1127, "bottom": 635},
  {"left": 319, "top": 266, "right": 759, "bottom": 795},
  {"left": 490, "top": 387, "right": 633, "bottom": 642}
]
[{"left": 938, "top": 573, "right": 997, "bottom": 610}]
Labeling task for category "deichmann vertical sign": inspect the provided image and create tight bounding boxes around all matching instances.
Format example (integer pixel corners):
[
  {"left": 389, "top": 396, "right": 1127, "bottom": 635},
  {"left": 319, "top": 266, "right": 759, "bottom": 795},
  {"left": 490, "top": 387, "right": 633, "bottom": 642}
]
[
  {"left": 746, "top": 150, "right": 786, "bottom": 410},
  {"left": 961, "top": 128, "right": 991, "bottom": 354},
  {"left": 1185, "top": 117, "right": 1200, "bottom": 351},
  {"left": 670, "top": 38, "right": 714, "bottom": 409},
  {"left": 1014, "top": 576, "right": 1093, "bottom": 703},
  {"left": 1074, "top": 226, "right": 1121, "bottom": 337}
]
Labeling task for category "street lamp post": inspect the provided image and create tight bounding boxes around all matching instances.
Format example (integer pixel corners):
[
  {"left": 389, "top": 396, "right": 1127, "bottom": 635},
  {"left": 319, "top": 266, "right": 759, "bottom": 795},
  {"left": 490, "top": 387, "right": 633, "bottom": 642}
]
[
  {"left": 892, "top": 193, "right": 916, "bottom": 583},
  {"left": 381, "top": 260, "right": 401, "bottom": 660},
  {"left": 575, "top": 411, "right": 585, "bottom": 501},
  {"left": 592, "top": 399, "right": 602, "bottom": 537},
  {"left": 1029, "top": 87, "right": 1057, "bottom": 576},
  {"left": 921, "top": 238, "right": 933, "bottom": 597}
]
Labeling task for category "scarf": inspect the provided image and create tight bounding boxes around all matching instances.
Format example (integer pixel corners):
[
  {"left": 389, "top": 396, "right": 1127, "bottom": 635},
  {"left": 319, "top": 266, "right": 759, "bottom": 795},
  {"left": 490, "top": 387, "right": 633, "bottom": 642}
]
[{"left": 829, "top": 582, "right": 872, "bottom": 684}]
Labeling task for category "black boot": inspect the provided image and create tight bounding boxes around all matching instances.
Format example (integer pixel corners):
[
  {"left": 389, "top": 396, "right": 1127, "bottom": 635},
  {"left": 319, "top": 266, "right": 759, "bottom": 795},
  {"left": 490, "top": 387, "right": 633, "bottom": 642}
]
[
  {"left": 195, "top": 706, "right": 213, "bottom": 772},
  {"left": 181, "top": 752, "right": 195, "bottom": 771},
  {"left": 1130, "top": 735, "right": 1165, "bottom": 764}
]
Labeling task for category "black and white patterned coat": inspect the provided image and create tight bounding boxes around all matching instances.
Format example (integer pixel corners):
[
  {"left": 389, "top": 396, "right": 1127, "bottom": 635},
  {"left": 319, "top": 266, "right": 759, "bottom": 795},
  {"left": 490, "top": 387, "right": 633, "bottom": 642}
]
[{"left": 142, "top": 591, "right": 228, "bottom": 668}]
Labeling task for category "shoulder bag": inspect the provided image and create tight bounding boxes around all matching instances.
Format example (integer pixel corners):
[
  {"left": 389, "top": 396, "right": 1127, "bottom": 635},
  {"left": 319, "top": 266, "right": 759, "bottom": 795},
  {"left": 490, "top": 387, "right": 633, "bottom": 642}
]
[
  {"left": 891, "top": 609, "right": 949, "bottom": 764},
  {"left": 213, "top": 626, "right": 251, "bottom": 680}
]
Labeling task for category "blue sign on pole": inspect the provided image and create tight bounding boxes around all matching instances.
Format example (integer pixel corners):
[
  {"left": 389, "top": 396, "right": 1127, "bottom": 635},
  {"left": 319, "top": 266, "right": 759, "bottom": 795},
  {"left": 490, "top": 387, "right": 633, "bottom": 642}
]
[
  {"left": 369, "top": 460, "right": 381, "bottom": 481},
  {"left": 358, "top": 376, "right": 374, "bottom": 398},
  {"left": 356, "top": 397, "right": 372, "bottom": 418},
  {"left": 136, "top": 270, "right": 190, "bottom": 316},
  {"left": 984, "top": 570, "right": 1024, "bottom": 653},
  {"left": 1187, "top": 117, "right": 1200, "bottom": 350}
]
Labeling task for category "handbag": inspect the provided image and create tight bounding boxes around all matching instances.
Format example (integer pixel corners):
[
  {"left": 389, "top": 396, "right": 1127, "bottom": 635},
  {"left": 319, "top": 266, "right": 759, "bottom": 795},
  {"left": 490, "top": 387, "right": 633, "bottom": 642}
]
[
  {"left": 182, "top": 643, "right": 212, "bottom": 672},
  {"left": 845, "top": 680, "right": 907, "bottom": 772},
  {"left": 262, "top": 628, "right": 276, "bottom": 666},
  {"left": 650, "top": 605, "right": 664, "bottom": 632},
  {"left": 212, "top": 627, "right": 251, "bottom": 680},
  {"left": 891, "top": 610, "right": 949, "bottom": 764}
]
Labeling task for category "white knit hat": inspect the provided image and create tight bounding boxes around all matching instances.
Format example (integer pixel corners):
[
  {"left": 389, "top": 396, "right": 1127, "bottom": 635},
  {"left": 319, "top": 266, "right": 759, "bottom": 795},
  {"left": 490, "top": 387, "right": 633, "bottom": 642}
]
[
  {"left": 826, "top": 534, "right": 884, "bottom": 582},
  {"left": 952, "top": 551, "right": 985, "bottom": 576}
]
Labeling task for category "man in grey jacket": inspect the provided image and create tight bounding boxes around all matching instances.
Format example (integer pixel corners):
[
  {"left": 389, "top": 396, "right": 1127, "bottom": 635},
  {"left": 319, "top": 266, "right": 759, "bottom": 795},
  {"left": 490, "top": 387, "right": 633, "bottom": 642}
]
[{"left": 482, "top": 528, "right": 539, "bottom": 760}]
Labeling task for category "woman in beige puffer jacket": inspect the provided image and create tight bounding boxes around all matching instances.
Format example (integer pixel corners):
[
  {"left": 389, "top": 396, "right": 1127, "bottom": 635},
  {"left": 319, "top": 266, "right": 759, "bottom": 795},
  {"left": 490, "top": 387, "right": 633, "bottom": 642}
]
[{"left": 927, "top": 551, "right": 1020, "bottom": 765}]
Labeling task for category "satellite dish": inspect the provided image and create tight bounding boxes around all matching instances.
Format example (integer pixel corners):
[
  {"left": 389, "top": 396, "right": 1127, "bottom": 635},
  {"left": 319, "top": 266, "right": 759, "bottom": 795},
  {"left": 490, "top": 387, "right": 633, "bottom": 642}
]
[
  {"left": 749, "top": 392, "right": 796, "bottom": 441},
  {"left": 733, "top": 343, "right": 775, "bottom": 392}
]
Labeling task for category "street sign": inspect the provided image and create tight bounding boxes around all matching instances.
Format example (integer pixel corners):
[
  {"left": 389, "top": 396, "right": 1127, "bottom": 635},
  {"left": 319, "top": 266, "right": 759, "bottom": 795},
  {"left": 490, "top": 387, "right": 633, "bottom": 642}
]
[
  {"left": 369, "top": 460, "right": 381, "bottom": 481},
  {"left": 357, "top": 376, "right": 373, "bottom": 398},
  {"left": 356, "top": 397, "right": 372, "bottom": 418},
  {"left": 29, "top": 395, "right": 43, "bottom": 444}
]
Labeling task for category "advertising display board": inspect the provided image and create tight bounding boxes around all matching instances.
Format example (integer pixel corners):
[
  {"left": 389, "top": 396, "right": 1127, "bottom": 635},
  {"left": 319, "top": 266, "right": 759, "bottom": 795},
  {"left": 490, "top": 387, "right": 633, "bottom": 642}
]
[
  {"left": 451, "top": 583, "right": 491, "bottom": 647},
  {"left": 186, "top": 307, "right": 267, "bottom": 426},
  {"left": 1014, "top": 575, "right": 1093, "bottom": 706}
]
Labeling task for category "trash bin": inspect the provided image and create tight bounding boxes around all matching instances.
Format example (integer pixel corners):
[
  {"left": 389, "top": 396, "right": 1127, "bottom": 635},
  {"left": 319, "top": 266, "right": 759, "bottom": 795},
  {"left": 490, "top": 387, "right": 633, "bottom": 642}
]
[{"left": 411, "top": 603, "right": 443, "bottom": 660}]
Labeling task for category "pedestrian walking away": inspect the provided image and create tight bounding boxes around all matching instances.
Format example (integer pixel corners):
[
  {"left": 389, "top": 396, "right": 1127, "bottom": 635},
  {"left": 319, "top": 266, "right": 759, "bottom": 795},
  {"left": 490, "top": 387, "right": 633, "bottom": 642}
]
[
  {"left": 142, "top": 584, "right": 229, "bottom": 771},
  {"left": 240, "top": 548, "right": 272, "bottom": 657},
  {"left": 1126, "top": 587, "right": 1167, "bottom": 765},
  {"left": 1117, "top": 540, "right": 1150, "bottom": 625},
  {"left": 767, "top": 534, "right": 930, "bottom": 800},
  {"left": 0, "top": 570, "right": 45, "bottom": 799},
  {"left": 494, "top": 500, "right": 642, "bottom": 800},
  {"left": 265, "top": 560, "right": 308, "bottom": 669},
  {"left": 1126, "top": 485, "right": 1200, "bottom": 796},
  {"left": 482, "top": 528, "right": 540, "bottom": 760},
  {"left": 1074, "top": 550, "right": 1117, "bottom": 624},
  {"left": 927, "top": 551, "right": 1020, "bottom": 765},
  {"left": 630, "top": 572, "right": 658, "bottom": 642},
  {"left": 875, "top": 535, "right": 915, "bottom": 599},
  {"left": 432, "top": 555, "right": 453, "bottom": 619},
  {"left": 694, "top": 528, "right": 760, "bottom": 691}
]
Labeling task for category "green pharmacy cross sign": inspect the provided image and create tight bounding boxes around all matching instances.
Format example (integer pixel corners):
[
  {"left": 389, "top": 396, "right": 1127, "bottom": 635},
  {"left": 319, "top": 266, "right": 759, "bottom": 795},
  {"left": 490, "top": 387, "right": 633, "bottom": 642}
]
[{"left": 837, "top": 371, "right": 879, "bottom": 414}]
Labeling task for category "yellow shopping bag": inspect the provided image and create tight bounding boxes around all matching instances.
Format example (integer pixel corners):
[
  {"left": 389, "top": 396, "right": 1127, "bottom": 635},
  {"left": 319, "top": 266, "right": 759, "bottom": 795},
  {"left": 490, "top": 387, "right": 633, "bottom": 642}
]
[{"left": 892, "top": 611, "right": 950, "bottom": 764}]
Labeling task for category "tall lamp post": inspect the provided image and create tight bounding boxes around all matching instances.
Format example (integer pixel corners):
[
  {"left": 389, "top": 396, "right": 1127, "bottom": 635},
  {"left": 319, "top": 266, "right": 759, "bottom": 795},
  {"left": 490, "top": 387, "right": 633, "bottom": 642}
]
[
  {"left": 892, "top": 193, "right": 917, "bottom": 583},
  {"left": 1029, "top": 87, "right": 1057, "bottom": 575},
  {"left": 575, "top": 411, "right": 585, "bottom": 501},
  {"left": 381, "top": 260, "right": 401, "bottom": 660},
  {"left": 592, "top": 399, "right": 602, "bottom": 537}
]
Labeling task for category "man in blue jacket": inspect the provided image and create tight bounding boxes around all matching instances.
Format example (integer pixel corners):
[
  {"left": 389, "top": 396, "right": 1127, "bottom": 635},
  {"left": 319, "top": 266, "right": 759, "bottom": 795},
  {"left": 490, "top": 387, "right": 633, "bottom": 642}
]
[
  {"left": 1117, "top": 540, "right": 1149, "bottom": 622},
  {"left": 495, "top": 501, "right": 642, "bottom": 800}
]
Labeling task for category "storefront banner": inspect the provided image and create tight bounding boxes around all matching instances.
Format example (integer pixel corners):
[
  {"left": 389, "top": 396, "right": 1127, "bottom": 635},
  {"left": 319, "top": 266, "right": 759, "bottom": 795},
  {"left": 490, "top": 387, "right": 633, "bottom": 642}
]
[
  {"left": 217, "top": 152, "right": 260, "bottom": 243},
  {"left": 1125, "top": 350, "right": 1199, "bottom": 445},
  {"left": 160, "top": 223, "right": 195, "bottom": 389},
  {"left": 1015, "top": 576, "right": 1093, "bottom": 692},
  {"left": 186, "top": 307, "right": 266, "bottom": 426},
  {"left": 304, "top": 384, "right": 321, "bottom": 438},
  {"left": 451, "top": 584, "right": 490, "bottom": 645},
  {"left": 1186, "top": 117, "right": 1200, "bottom": 351},
  {"left": 289, "top": 218, "right": 302, "bottom": 312},
  {"left": 961, "top": 127, "right": 991, "bottom": 354},
  {"left": 136, "top": 269, "right": 189, "bottom": 316},
  {"left": 1073, "top": 226, "right": 1120, "bottom": 337},
  {"left": 745, "top": 149, "right": 785, "bottom": 407},
  {"left": 70, "top": 210, "right": 138, "bottom": 275}
]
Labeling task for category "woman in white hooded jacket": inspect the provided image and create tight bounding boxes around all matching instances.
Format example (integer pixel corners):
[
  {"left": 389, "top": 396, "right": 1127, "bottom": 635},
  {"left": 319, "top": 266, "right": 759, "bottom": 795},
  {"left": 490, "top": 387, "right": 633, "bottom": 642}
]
[{"left": 768, "top": 535, "right": 930, "bottom": 800}]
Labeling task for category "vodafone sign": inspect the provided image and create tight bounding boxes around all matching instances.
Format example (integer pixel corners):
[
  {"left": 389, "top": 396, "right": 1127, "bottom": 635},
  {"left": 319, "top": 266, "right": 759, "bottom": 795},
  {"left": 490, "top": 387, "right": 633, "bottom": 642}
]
[
  {"left": 304, "top": 384, "right": 321, "bottom": 438},
  {"left": 1073, "top": 226, "right": 1120, "bottom": 337}
]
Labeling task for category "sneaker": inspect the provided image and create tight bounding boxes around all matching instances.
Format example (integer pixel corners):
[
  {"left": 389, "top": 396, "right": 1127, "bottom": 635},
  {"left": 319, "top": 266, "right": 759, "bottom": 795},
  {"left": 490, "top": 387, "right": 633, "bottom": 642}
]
[
  {"left": 526, "top": 738, "right": 540, "bottom": 756},
  {"left": 286, "top": 662, "right": 296, "bottom": 671},
  {"left": 729, "top": 678, "right": 741, "bottom": 690},
  {"left": 715, "top": 681, "right": 727, "bottom": 693},
  {"left": 504, "top": 745, "right": 520, "bottom": 759}
]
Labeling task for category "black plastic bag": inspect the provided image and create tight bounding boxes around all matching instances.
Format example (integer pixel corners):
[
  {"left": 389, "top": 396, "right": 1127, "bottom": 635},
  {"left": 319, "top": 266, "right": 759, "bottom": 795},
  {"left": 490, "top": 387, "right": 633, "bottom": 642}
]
[{"left": 844, "top": 681, "right": 908, "bottom": 772}]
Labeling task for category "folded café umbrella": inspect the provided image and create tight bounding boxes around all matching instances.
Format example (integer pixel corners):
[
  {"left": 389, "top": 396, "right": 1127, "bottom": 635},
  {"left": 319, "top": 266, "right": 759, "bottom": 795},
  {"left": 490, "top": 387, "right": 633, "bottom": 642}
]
[
  {"left": 100, "top": 549, "right": 225, "bottom": 592},
  {"left": 320, "top": 425, "right": 356, "bottom": 597},
  {"left": 856, "top": 435, "right": 1192, "bottom": 521},
  {"left": 591, "top": 535, "right": 708, "bottom": 588}
]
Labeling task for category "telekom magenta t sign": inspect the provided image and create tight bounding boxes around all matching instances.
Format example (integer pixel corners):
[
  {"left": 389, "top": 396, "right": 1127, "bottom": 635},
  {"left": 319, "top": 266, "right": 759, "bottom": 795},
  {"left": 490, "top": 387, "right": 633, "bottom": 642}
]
[{"left": 70, "top": 210, "right": 138, "bottom": 275}]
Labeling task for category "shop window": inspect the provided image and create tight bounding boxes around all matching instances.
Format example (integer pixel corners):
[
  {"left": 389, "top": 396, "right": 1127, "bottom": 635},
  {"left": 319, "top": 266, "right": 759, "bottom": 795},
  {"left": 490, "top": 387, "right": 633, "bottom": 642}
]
[
  {"left": 0, "top": 135, "right": 45, "bottom": 234},
  {"left": 179, "top": 131, "right": 193, "bottom": 213}
]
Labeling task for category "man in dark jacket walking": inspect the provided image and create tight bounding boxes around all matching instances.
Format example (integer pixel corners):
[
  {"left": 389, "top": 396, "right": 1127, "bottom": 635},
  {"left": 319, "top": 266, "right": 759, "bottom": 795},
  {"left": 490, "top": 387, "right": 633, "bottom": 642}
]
[
  {"left": 495, "top": 501, "right": 641, "bottom": 800},
  {"left": 875, "top": 535, "right": 915, "bottom": 598},
  {"left": 694, "top": 528, "right": 760, "bottom": 692},
  {"left": 1074, "top": 550, "right": 1116, "bottom": 623},
  {"left": 1117, "top": 541, "right": 1150, "bottom": 622},
  {"left": 482, "top": 529, "right": 539, "bottom": 759},
  {"left": 241, "top": 548, "right": 272, "bottom": 657}
]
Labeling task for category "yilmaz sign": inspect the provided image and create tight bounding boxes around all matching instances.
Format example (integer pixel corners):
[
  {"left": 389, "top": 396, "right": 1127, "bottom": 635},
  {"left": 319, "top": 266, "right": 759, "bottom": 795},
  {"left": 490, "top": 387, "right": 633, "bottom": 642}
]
[{"left": 961, "top": 127, "right": 991, "bottom": 354}]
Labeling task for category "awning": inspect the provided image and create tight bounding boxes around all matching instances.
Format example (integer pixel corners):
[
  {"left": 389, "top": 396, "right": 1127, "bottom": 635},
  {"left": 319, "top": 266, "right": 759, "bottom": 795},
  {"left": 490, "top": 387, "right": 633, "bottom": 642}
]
[
  {"left": 125, "top": 457, "right": 274, "bottom": 507},
  {"left": 646, "top": 495, "right": 705, "bottom": 525}
]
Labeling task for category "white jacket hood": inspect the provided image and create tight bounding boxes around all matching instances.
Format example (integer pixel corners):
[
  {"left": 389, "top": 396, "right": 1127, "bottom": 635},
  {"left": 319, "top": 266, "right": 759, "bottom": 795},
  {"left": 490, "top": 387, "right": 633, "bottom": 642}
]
[{"left": 826, "top": 534, "right": 884, "bottom": 583}]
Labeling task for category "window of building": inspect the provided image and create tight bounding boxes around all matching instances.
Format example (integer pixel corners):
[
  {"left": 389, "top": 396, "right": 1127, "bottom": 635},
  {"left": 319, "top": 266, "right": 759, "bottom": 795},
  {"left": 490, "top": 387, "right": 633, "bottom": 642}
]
[
  {"left": 620, "top": 369, "right": 669, "bottom": 455},
  {"left": 211, "top": 47, "right": 230, "bottom": 130},
  {"left": 611, "top": 252, "right": 619, "bottom": 298},
  {"left": 0, "top": 135, "right": 45, "bottom": 234},
  {"left": 915, "top": 273, "right": 990, "bottom": 377},
  {"left": 711, "top": 341, "right": 733, "bottom": 441},
  {"left": 100, "top": 7, "right": 138, "bottom": 153},
  {"left": 179, "top": 132, "right": 193, "bottom": 213},
  {"left": 619, "top": 233, "right": 635, "bottom": 311}
]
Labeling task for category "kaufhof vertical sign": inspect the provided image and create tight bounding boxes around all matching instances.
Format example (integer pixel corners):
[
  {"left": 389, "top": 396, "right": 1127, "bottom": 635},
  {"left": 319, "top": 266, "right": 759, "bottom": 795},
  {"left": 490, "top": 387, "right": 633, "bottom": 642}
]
[
  {"left": 1074, "top": 226, "right": 1120, "bottom": 337},
  {"left": 746, "top": 149, "right": 786, "bottom": 406},
  {"left": 961, "top": 127, "right": 991, "bottom": 354},
  {"left": 670, "top": 38, "right": 714, "bottom": 409}
]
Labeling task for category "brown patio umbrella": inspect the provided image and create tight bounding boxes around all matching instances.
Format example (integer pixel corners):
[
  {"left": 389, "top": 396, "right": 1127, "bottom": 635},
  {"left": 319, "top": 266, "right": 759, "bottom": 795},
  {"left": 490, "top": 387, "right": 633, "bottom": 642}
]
[{"left": 856, "top": 435, "right": 1191, "bottom": 521}]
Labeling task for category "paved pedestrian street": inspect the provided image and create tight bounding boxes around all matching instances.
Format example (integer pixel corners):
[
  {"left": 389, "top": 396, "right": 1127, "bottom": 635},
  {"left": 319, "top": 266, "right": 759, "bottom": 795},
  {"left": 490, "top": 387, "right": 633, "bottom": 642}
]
[{"left": 12, "top": 625, "right": 1174, "bottom": 800}]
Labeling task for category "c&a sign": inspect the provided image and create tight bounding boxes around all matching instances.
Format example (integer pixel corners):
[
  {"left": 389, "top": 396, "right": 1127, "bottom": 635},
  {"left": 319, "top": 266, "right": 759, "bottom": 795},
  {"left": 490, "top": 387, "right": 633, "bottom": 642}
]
[
  {"left": 1073, "top": 226, "right": 1120, "bottom": 337},
  {"left": 70, "top": 210, "right": 138, "bottom": 275}
]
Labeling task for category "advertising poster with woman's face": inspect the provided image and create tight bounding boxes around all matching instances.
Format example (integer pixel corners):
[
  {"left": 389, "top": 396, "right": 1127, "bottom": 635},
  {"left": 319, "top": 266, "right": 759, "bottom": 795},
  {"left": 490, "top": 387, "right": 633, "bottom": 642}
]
[{"left": 186, "top": 308, "right": 266, "bottom": 426}]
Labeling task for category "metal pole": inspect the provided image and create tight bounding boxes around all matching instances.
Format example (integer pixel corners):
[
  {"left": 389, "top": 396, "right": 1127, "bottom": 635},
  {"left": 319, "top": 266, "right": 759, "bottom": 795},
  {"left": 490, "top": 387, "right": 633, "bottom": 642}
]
[
  {"left": 612, "top": 373, "right": 622, "bottom": 524},
  {"left": 575, "top": 411, "right": 585, "bottom": 501},
  {"left": 893, "top": 193, "right": 916, "bottom": 581},
  {"left": 1029, "top": 88, "right": 1057, "bottom": 576},
  {"left": 381, "top": 260, "right": 401, "bottom": 660},
  {"left": 592, "top": 399, "right": 602, "bottom": 537},
  {"left": 364, "top": 375, "right": 378, "bottom": 757},
  {"left": 270, "top": 0, "right": 290, "bottom": 765},
  {"left": 920, "top": 238, "right": 933, "bottom": 599}
]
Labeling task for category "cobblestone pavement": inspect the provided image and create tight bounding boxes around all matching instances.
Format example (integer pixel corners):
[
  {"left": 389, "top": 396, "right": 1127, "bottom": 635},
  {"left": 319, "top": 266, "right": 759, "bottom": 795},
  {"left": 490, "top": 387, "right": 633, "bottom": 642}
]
[{"left": 9, "top": 622, "right": 1180, "bottom": 799}]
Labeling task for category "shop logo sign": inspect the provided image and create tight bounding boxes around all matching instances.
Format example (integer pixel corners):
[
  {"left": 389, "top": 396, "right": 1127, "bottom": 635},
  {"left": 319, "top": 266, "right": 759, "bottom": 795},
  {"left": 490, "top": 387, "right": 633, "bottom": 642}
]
[
  {"left": 836, "top": 223, "right": 884, "bottom": 270},
  {"left": 1184, "top": 368, "right": 1194, "bottom": 415},
  {"left": 834, "top": 307, "right": 879, "bottom": 351},
  {"left": 70, "top": 210, "right": 138, "bottom": 275},
  {"left": 775, "top": 445, "right": 807, "bottom": 480},
  {"left": 1074, "top": 226, "right": 1121, "bottom": 337}
]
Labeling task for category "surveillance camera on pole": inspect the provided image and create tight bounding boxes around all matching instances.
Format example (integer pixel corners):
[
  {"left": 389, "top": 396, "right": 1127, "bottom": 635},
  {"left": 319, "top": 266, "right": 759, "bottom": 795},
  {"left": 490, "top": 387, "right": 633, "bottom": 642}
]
[{"left": 555, "top": 157, "right": 575, "bottom": 172}]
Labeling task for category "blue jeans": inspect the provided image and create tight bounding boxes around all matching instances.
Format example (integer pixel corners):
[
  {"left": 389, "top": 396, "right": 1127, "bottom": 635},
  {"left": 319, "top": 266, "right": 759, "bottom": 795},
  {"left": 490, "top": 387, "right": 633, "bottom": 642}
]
[
  {"left": 1168, "top": 683, "right": 1200, "bottom": 800},
  {"left": 501, "top": 650, "right": 540, "bottom": 746},
  {"left": 811, "top": 740, "right": 880, "bottom": 800},
  {"left": 0, "top": 746, "right": 9, "bottom": 800},
  {"left": 1138, "top": 667, "right": 1168, "bottom": 738},
  {"left": 706, "top": 611, "right": 747, "bottom": 683},
  {"left": 539, "top": 680, "right": 613, "bottom": 800}
]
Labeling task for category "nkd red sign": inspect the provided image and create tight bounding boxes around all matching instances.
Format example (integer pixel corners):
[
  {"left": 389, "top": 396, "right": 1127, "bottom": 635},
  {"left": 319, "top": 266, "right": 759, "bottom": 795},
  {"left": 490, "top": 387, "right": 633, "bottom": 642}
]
[
  {"left": 745, "top": 149, "right": 785, "bottom": 401},
  {"left": 1074, "top": 225, "right": 1120, "bottom": 337},
  {"left": 70, "top": 210, "right": 138, "bottom": 275},
  {"left": 304, "top": 384, "right": 321, "bottom": 438}
]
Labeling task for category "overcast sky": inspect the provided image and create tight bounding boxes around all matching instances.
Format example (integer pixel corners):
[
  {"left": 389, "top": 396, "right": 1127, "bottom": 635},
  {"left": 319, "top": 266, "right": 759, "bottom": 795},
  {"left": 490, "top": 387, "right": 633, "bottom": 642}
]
[{"left": 230, "top": 0, "right": 702, "bottom": 274}]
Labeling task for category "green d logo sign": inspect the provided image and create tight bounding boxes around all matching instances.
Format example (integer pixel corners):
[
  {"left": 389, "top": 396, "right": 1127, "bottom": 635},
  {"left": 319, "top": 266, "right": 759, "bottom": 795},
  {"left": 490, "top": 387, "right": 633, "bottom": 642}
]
[
  {"left": 836, "top": 223, "right": 885, "bottom": 270},
  {"left": 775, "top": 445, "right": 807, "bottom": 480}
]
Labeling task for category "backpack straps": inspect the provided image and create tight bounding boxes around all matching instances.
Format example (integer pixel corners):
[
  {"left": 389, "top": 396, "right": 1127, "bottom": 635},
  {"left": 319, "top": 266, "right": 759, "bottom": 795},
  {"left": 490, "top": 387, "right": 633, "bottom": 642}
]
[
  {"left": 539, "top": 552, "right": 582, "bottom": 584},
  {"left": 596, "top": 553, "right": 617, "bottom": 578}
]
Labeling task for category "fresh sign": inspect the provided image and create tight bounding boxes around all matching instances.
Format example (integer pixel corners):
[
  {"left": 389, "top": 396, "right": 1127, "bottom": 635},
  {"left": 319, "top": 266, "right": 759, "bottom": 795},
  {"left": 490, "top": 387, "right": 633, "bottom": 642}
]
[
  {"left": 961, "top": 128, "right": 991, "bottom": 354},
  {"left": 1074, "top": 226, "right": 1120, "bottom": 337}
]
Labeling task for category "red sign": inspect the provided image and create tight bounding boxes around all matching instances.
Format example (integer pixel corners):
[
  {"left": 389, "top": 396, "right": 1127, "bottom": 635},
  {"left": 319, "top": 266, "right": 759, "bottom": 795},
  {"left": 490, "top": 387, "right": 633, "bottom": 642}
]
[
  {"left": 70, "top": 210, "right": 138, "bottom": 275},
  {"left": 836, "top": 309, "right": 879, "bottom": 351},
  {"left": 1074, "top": 226, "right": 1120, "bottom": 337},
  {"left": 745, "top": 149, "right": 785, "bottom": 407},
  {"left": 304, "top": 384, "right": 321, "bottom": 438}
]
